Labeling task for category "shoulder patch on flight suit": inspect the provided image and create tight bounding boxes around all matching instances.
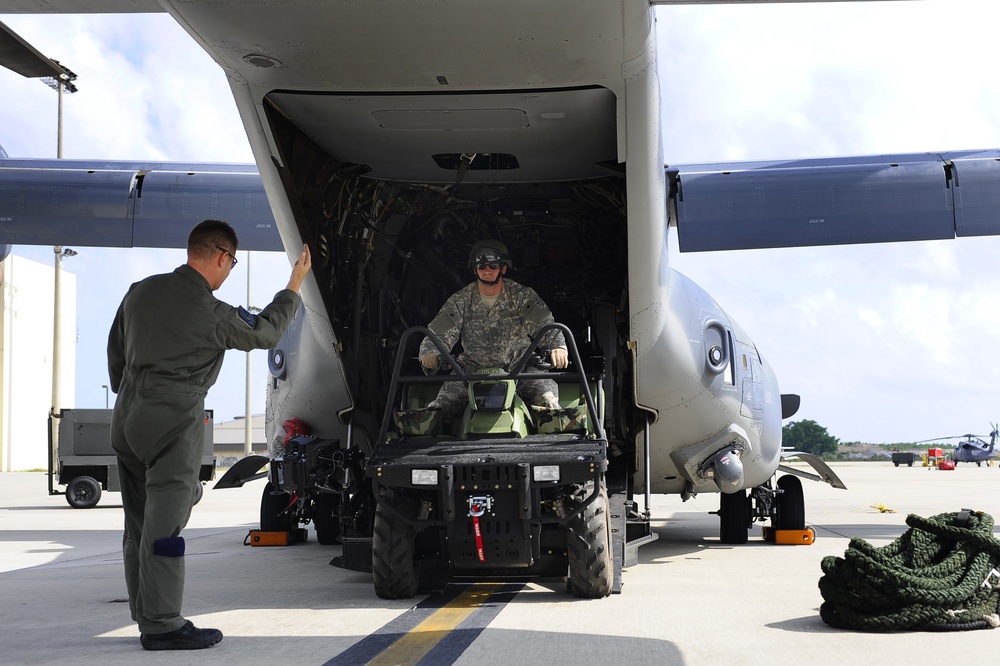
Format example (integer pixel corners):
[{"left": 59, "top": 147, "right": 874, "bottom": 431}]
[{"left": 237, "top": 306, "right": 258, "bottom": 329}]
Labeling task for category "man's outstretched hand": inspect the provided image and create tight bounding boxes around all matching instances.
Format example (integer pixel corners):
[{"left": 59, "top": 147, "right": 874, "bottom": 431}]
[{"left": 286, "top": 244, "right": 312, "bottom": 293}]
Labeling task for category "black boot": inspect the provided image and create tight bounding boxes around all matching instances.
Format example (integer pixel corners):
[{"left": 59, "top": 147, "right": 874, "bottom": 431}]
[{"left": 140, "top": 621, "right": 223, "bottom": 651}]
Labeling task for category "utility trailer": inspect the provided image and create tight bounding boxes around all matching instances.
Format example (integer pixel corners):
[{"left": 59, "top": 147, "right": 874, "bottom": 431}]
[{"left": 48, "top": 408, "right": 216, "bottom": 508}]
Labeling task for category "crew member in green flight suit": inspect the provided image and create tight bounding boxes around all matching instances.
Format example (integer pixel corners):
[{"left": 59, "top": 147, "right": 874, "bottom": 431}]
[{"left": 108, "top": 219, "right": 311, "bottom": 651}]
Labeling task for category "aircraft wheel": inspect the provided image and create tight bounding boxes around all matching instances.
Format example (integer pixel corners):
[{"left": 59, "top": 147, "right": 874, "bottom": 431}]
[
  {"left": 66, "top": 476, "right": 101, "bottom": 509},
  {"left": 193, "top": 482, "right": 204, "bottom": 506},
  {"left": 313, "top": 492, "right": 342, "bottom": 545},
  {"left": 776, "top": 475, "right": 805, "bottom": 531},
  {"left": 719, "top": 488, "right": 749, "bottom": 544},
  {"left": 260, "top": 481, "right": 293, "bottom": 532},
  {"left": 372, "top": 501, "right": 418, "bottom": 599},
  {"left": 566, "top": 484, "right": 613, "bottom": 598}
]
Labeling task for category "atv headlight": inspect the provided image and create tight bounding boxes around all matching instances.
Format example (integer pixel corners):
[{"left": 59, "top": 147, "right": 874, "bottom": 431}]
[
  {"left": 533, "top": 465, "right": 560, "bottom": 482},
  {"left": 411, "top": 469, "right": 439, "bottom": 486}
]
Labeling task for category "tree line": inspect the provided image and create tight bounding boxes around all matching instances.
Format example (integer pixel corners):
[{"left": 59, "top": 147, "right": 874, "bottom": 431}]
[{"left": 781, "top": 419, "right": 840, "bottom": 456}]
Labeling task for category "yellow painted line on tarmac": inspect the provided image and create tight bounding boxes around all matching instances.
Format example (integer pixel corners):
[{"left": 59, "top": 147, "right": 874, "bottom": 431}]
[{"left": 367, "top": 583, "right": 502, "bottom": 665}]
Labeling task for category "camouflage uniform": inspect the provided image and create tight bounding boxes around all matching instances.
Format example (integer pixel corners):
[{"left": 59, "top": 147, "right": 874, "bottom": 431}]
[
  {"left": 419, "top": 280, "right": 566, "bottom": 421},
  {"left": 108, "top": 264, "right": 300, "bottom": 635}
]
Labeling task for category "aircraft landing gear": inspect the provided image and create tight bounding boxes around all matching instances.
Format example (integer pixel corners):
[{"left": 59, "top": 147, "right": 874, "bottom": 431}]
[
  {"left": 718, "top": 488, "right": 750, "bottom": 544},
  {"left": 313, "top": 492, "right": 342, "bottom": 544},
  {"left": 718, "top": 475, "right": 808, "bottom": 544},
  {"left": 260, "top": 481, "right": 294, "bottom": 532},
  {"left": 774, "top": 475, "right": 805, "bottom": 531}
]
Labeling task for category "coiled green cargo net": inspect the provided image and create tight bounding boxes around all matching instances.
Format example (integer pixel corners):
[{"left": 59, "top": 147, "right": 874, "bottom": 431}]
[{"left": 819, "top": 510, "right": 1000, "bottom": 631}]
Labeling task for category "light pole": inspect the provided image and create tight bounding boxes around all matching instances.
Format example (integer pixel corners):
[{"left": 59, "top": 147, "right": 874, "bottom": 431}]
[
  {"left": 102, "top": 384, "right": 110, "bottom": 409},
  {"left": 51, "top": 246, "right": 77, "bottom": 419},
  {"left": 40, "top": 60, "right": 77, "bottom": 158}
]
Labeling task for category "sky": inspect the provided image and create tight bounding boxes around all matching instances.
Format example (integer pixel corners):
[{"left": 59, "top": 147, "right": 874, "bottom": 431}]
[{"left": 0, "top": 1, "right": 997, "bottom": 443}]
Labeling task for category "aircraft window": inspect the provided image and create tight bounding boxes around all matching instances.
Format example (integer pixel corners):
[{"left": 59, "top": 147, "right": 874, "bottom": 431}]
[
  {"left": 702, "top": 323, "right": 730, "bottom": 378},
  {"left": 725, "top": 332, "right": 735, "bottom": 386}
]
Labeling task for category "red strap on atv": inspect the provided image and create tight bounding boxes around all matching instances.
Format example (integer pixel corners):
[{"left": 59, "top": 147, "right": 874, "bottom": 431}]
[{"left": 472, "top": 514, "right": 486, "bottom": 562}]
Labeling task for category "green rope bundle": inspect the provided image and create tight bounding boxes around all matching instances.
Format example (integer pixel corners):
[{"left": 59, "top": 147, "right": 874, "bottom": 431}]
[{"left": 819, "top": 510, "right": 1000, "bottom": 631}]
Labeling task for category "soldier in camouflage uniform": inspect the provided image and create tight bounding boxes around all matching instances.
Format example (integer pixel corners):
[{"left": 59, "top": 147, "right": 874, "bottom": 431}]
[
  {"left": 419, "top": 240, "right": 568, "bottom": 422},
  {"left": 108, "top": 220, "right": 311, "bottom": 651}
]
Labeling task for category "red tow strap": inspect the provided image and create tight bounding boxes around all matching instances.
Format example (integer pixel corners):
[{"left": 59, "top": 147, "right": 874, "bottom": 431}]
[{"left": 472, "top": 514, "right": 486, "bottom": 562}]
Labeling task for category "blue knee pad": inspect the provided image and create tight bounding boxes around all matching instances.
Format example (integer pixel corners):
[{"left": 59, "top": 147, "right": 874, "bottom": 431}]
[{"left": 153, "top": 536, "right": 185, "bottom": 557}]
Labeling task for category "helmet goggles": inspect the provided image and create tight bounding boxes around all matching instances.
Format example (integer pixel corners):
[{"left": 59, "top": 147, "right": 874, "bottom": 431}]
[{"left": 472, "top": 249, "right": 504, "bottom": 266}]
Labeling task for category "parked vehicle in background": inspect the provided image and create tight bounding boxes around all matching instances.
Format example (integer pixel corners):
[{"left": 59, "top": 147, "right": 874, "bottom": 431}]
[{"left": 48, "top": 409, "right": 215, "bottom": 508}]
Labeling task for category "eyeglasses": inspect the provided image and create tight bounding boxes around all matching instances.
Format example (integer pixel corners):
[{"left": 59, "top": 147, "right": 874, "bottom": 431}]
[
  {"left": 476, "top": 262, "right": 501, "bottom": 271},
  {"left": 215, "top": 245, "right": 238, "bottom": 268}
]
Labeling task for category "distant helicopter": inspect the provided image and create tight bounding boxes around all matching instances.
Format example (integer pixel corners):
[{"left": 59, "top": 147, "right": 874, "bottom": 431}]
[{"left": 916, "top": 425, "right": 999, "bottom": 466}]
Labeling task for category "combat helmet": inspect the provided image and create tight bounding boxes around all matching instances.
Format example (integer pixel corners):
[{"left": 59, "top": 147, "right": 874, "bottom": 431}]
[{"left": 468, "top": 239, "right": 513, "bottom": 269}]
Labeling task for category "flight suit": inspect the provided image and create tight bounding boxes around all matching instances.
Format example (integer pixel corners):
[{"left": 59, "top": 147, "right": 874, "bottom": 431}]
[
  {"left": 108, "top": 263, "right": 300, "bottom": 635},
  {"left": 418, "top": 279, "right": 566, "bottom": 422}
]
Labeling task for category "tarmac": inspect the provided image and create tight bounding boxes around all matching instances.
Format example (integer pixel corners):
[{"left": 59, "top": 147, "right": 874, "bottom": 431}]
[{"left": 2, "top": 461, "right": 999, "bottom": 665}]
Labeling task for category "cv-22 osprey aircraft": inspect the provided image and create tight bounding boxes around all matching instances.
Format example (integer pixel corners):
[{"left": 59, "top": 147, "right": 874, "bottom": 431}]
[{"left": 1, "top": 1, "right": 999, "bottom": 597}]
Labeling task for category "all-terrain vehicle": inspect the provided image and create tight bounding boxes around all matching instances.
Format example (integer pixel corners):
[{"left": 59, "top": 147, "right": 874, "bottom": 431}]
[{"left": 367, "top": 323, "right": 617, "bottom": 598}]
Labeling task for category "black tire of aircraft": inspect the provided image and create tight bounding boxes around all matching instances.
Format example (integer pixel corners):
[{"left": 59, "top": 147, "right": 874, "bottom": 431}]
[
  {"left": 260, "top": 481, "right": 294, "bottom": 532},
  {"left": 719, "top": 489, "right": 750, "bottom": 544},
  {"left": 775, "top": 475, "right": 805, "bottom": 531},
  {"left": 313, "top": 492, "right": 342, "bottom": 545}
]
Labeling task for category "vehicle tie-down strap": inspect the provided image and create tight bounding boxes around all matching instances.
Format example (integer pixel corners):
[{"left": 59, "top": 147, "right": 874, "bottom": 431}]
[
  {"left": 469, "top": 499, "right": 487, "bottom": 563},
  {"left": 819, "top": 509, "right": 1000, "bottom": 631},
  {"left": 472, "top": 515, "right": 485, "bottom": 563}
]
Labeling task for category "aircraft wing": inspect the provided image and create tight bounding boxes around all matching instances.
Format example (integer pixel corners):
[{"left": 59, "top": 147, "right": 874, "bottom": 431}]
[
  {"left": 670, "top": 150, "right": 1000, "bottom": 252},
  {"left": 4, "top": 150, "right": 1000, "bottom": 253},
  {"left": 0, "top": 158, "right": 280, "bottom": 250}
]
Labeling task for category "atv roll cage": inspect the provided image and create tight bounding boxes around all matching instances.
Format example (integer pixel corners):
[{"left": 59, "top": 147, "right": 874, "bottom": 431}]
[{"left": 375, "top": 322, "right": 607, "bottom": 444}]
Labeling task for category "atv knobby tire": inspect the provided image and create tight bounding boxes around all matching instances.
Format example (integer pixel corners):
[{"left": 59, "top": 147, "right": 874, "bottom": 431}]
[
  {"left": 373, "top": 503, "right": 418, "bottom": 599},
  {"left": 566, "top": 484, "right": 613, "bottom": 598}
]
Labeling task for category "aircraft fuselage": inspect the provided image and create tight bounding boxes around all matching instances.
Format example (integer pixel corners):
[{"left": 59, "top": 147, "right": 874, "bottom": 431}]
[{"left": 150, "top": 0, "right": 784, "bottom": 498}]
